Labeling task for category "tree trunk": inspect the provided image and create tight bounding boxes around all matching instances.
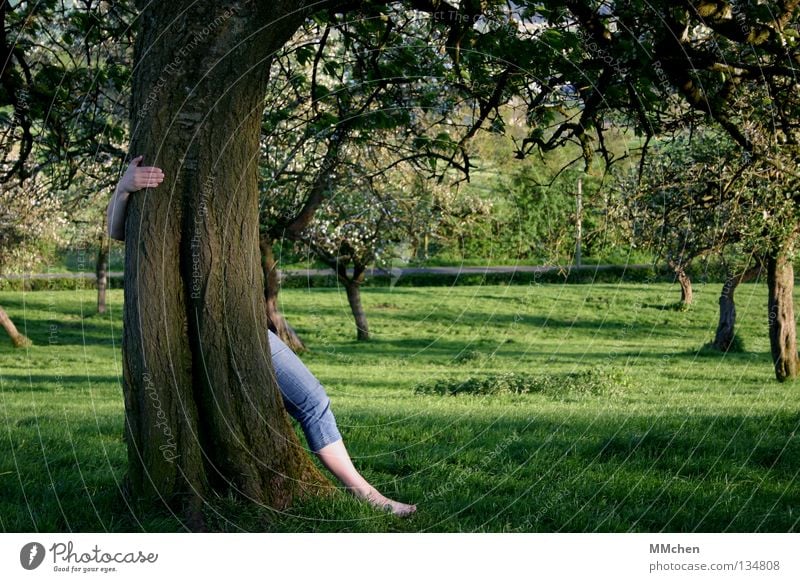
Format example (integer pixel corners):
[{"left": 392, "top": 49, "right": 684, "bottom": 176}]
[
  {"left": 0, "top": 305, "right": 31, "bottom": 347},
  {"left": 96, "top": 232, "right": 109, "bottom": 315},
  {"left": 122, "top": 1, "right": 330, "bottom": 528},
  {"left": 712, "top": 263, "right": 761, "bottom": 352},
  {"left": 260, "top": 237, "right": 305, "bottom": 353},
  {"left": 340, "top": 265, "right": 369, "bottom": 341},
  {"left": 766, "top": 252, "right": 799, "bottom": 381},
  {"left": 669, "top": 260, "right": 693, "bottom": 306}
]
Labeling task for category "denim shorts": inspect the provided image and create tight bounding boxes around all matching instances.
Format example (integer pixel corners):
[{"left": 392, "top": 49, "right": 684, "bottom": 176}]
[{"left": 268, "top": 329, "right": 342, "bottom": 452}]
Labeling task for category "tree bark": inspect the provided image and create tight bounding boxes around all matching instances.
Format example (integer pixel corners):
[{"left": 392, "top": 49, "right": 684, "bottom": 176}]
[
  {"left": 96, "top": 232, "right": 109, "bottom": 315},
  {"left": 340, "top": 264, "right": 369, "bottom": 341},
  {"left": 712, "top": 263, "right": 761, "bottom": 352},
  {"left": 122, "top": 1, "right": 330, "bottom": 528},
  {"left": 766, "top": 251, "right": 799, "bottom": 381},
  {"left": 260, "top": 237, "right": 305, "bottom": 352},
  {"left": 0, "top": 305, "right": 31, "bottom": 347}
]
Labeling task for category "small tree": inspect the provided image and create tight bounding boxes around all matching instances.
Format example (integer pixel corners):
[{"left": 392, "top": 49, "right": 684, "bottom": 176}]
[
  {"left": 712, "top": 247, "right": 764, "bottom": 352},
  {"left": 259, "top": 11, "right": 475, "bottom": 348},
  {"left": 0, "top": 305, "right": 31, "bottom": 348},
  {"left": 618, "top": 131, "right": 747, "bottom": 308},
  {"left": 303, "top": 165, "right": 405, "bottom": 341},
  {"left": 60, "top": 185, "right": 116, "bottom": 315},
  {"left": 0, "top": 177, "right": 67, "bottom": 348}
]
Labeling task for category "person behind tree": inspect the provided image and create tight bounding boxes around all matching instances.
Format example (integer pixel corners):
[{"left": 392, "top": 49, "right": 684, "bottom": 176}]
[{"left": 107, "top": 155, "right": 416, "bottom": 517}]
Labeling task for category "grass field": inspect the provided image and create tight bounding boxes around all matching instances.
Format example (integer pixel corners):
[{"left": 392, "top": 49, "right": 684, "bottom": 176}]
[{"left": 0, "top": 280, "right": 798, "bottom": 532}]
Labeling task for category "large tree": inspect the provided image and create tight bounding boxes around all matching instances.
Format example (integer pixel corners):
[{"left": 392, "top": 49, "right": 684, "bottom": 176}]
[
  {"left": 121, "top": 1, "right": 335, "bottom": 527},
  {"left": 119, "top": 0, "right": 487, "bottom": 523}
]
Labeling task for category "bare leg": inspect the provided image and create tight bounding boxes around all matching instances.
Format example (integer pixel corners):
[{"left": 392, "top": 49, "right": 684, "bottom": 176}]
[{"left": 314, "top": 439, "right": 416, "bottom": 517}]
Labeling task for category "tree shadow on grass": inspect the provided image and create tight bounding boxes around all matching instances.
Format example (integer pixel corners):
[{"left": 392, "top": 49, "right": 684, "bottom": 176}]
[
  {"left": 21, "top": 319, "right": 117, "bottom": 347},
  {"left": 0, "top": 375, "right": 121, "bottom": 392},
  {"left": 361, "top": 408, "right": 799, "bottom": 532},
  {"left": 363, "top": 309, "right": 713, "bottom": 341},
  {"left": 3, "top": 406, "right": 796, "bottom": 532}
]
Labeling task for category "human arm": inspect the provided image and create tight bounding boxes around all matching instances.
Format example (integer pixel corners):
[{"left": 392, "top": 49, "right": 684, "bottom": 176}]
[{"left": 106, "top": 155, "right": 164, "bottom": 241}]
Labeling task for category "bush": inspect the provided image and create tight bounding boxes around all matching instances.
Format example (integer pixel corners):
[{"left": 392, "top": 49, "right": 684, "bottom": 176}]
[
  {"left": 413, "top": 368, "right": 630, "bottom": 397},
  {"left": 4, "top": 261, "right": 744, "bottom": 292},
  {"left": 0, "top": 275, "right": 124, "bottom": 292}
]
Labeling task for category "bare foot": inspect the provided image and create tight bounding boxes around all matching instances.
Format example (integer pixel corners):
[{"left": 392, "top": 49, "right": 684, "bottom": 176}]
[{"left": 365, "top": 490, "right": 417, "bottom": 517}]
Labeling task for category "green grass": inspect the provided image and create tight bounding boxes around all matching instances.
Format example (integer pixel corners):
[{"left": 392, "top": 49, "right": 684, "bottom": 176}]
[{"left": 0, "top": 281, "right": 798, "bottom": 532}]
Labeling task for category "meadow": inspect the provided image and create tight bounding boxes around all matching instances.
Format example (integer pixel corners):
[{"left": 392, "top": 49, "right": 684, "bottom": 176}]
[{"left": 0, "top": 280, "right": 797, "bottom": 532}]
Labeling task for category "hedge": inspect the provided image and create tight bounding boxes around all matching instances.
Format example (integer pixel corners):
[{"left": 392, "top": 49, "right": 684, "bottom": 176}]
[{"left": 0, "top": 263, "right": 744, "bottom": 292}]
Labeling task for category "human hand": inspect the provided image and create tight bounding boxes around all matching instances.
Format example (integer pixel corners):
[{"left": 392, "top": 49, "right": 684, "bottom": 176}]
[{"left": 117, "top": 155, "right": 164, "bottom": 194}]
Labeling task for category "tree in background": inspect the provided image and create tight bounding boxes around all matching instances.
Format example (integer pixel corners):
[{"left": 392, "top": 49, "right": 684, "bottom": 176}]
[
  {"left": 300, "top": 151, "right": 482, "bottom": 340},
  {"left": 616, "top": 127, "right": 789, "bottom": 354},
  {"left": 1, "top": 0, "right": 135, "bottom": 314},
  {"left": 618, "top": 131, "right": 746, "bottom": 308},
  {"left": 467, "top": 152, "right": 609, "bottom": 264},
  {"left": 432, "top": 103, "right": 638, "bottom": 265},
  {"left": 443, "top": 1, "right": 800, "bottom": 379},
  {"left": 550, "top": 1, "right": 800, "bottom": 380},
  {"left": 60, "top": 176, "right": 117, "bottom": 314},
  {"left": 53, "top": 3, "right": 133, "bottom": 315},
  {"left": 393, "top": 169, "right": 486, "bottom": 263},
  {"left": 1, "top": 1, "right": 133, "bottom": 183},
  {"left": 302, "top": 158, "right": 408, "bottom": 341},
  {"left": 0, "top": 304, "right": 30, "bottom": 347},
  {"left": 0, "top": 175, "right": 66, "bottom": 347},
  {"left": 712, "top": 244, "right": 764, "bottom": 353},
  {"left": 259, "top": 10, "right": 474, "bottom": 348}
]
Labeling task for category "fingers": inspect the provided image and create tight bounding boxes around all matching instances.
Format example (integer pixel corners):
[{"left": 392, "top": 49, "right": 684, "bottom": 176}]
[
  {"left": 123, "top": 156, "right": 165, "bottom": 190},
  {"left": 137, "top": 167, "right": 164, "bottom": 177},
  {"left": 134, "top": 166, "right": 164, "bottom": 189}
]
